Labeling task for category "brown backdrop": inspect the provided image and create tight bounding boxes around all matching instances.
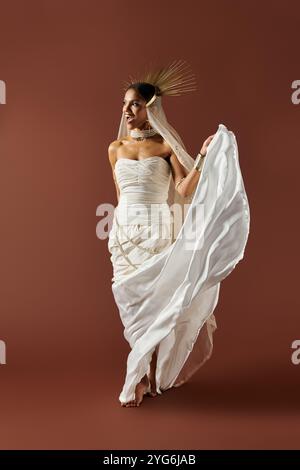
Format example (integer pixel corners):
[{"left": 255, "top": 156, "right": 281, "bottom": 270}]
[{"left": 0, "top": 0, "right": 299, "bottom": 450}]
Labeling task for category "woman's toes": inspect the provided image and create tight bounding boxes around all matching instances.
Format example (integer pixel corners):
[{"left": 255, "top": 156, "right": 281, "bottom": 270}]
[{"left": 126, "top": 400, "right": 136, "bottom": 407}]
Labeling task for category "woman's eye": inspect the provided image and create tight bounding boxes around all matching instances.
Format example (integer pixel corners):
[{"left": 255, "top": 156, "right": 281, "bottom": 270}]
[{"left": 122, "top": 101, "right": 139, "bottom": 106}]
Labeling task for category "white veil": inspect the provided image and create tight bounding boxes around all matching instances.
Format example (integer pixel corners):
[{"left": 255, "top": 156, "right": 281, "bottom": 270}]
[{"left": 117, "top": 94, "right": 197, "bottom": 240}]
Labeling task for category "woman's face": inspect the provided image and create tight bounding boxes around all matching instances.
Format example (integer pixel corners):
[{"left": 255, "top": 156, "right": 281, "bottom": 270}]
[{"left": 122, "top": 89, "right": 148, "bottom": 130}]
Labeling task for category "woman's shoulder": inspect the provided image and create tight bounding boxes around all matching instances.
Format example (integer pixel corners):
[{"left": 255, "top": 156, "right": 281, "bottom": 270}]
[
  {"left": 108, "top": 138, "right": 128, "bottom": 165},
  {"left": 109, "top": 137, "right": 130, "bottom": 149},
  {"left": 108, "top": 138, "right": 128, "bottom": 151},
  {"left": 161, "top": 138, "right": 173, "bottom": 155}
]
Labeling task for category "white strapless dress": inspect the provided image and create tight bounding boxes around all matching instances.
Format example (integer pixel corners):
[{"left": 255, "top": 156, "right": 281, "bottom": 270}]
[
  {"left": 107, "top": 125, "right": 250, "bottom": 404},
  {"left": 108, "top": 156, "right": 174, "bottom": 282}
]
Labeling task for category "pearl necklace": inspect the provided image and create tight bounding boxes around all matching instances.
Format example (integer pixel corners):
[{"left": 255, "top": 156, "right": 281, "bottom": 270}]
[{"left": 129, "top": 127, "right": 158, "bottom": 141}]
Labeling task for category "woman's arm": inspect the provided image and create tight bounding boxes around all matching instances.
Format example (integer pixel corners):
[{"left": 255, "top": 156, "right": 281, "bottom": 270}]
[
  {"left": 108, "top": 141, "right": 120, "bottom": 203},
  {"left": 169, "top": 152, "right": 196, "bottom": 198},
  {"left": 170, "top": 134, "right": 215, "bottom": 197}
]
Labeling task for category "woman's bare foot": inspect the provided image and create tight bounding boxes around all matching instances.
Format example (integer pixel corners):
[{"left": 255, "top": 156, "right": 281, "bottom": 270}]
[
  {"left": 146, "top": 372, "right": 158, "bottom": 397},
  {"left": 146, "top": 347, "right": 158, "bottom": 397},
  {"left": 120, "top": 374, "right": 150, "bottom": 407}
]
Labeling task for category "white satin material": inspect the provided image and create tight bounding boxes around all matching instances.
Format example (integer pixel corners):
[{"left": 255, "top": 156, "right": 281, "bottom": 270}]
[{"left": 108, "top": 124, "right": 250, "bottom": 404}]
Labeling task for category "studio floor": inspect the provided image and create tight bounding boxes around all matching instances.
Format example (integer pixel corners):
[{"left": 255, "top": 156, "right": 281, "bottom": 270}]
[{"left": 1, "top": 363, "right": 299, "bottom": 450}]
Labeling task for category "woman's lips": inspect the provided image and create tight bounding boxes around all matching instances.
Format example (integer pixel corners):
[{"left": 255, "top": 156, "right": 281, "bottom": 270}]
[{"left": 126, "top": 116, "right": 134, "bottom": 123}]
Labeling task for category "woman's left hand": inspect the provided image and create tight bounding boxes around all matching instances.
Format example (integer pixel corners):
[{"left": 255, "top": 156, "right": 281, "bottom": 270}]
[{"left": 200, "top": 134, "right": 215, "bottom": 156}]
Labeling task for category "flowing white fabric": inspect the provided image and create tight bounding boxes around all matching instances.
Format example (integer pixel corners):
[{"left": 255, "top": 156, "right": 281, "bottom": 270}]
[{"left": 108, "top": 122, "right": 250, "bottom": 404}]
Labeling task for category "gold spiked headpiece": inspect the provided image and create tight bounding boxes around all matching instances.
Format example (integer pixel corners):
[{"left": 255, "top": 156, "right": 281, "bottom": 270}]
[{"left": 122, "top": 59, "right": 197, "bottom": 107}]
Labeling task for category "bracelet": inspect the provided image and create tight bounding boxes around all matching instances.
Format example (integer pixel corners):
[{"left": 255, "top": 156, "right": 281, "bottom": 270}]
[
  {"left": 193, "top": 152, "right": 206, "bottom": 172},
  {"left": 175, "top": 176, "right": 185, "bottom": 190},
  {"left": 176, "top": 152, "right": 206, "bottom": 190}
]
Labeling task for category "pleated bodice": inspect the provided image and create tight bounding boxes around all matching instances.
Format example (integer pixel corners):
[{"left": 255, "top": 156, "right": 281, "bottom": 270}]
[{"left": 114, "top": 156, "right": 171, "bottom": 204}]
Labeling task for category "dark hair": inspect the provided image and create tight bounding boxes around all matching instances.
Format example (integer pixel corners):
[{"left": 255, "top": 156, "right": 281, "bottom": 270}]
[{"left": 125, "top": 82, "right": 161, "bottom": 104}]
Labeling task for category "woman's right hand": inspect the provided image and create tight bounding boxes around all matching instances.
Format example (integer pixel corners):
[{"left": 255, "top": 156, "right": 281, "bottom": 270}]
[{"left": 200, "top": 134, "right": 215, "bottom": 156}]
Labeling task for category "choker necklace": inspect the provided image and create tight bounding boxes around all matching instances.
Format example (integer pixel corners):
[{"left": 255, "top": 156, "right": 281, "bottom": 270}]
[{"left": 130, "top": 127, "right": 158, "bottom": 141}]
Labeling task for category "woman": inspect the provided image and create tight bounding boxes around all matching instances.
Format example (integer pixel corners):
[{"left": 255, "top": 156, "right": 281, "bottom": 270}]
[{"left": 107, "top": 61, "right": 250, "bottom": 407}]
